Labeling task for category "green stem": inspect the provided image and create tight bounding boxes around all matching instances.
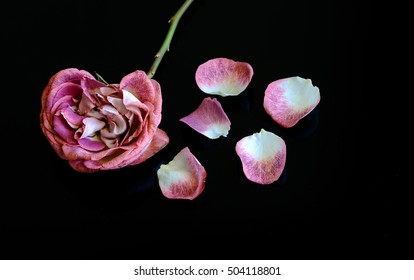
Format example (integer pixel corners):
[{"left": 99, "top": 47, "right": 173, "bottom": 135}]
[{"left": 147, "top": 0, "right": 194, "bottom": 78}]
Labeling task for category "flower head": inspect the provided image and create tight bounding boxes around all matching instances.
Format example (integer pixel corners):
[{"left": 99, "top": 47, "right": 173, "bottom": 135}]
[{"left": 40, "top": 68, "right": 169, "bottom": 172}]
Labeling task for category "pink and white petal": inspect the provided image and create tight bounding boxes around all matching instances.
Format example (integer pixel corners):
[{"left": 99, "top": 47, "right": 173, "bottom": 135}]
[
  {"left": 157, "top": 147, "right": 206, "bottom": 200},
  {"left": 263, "top": 76, "right": 320, "bottom": 128},
  {"left": 195, "top": 57, "right": 254, "bottom": 97},
  {"left": 235, "top": 129, "right": 286, "bottom": 185},
  {"left": 180, "top": 97, "right": 231, "bottom": 139}
]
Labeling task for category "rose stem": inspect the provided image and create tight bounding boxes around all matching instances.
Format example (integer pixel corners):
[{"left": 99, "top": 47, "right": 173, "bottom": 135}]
[{"left": 147, "top": 0, "right": 194, "bottom": 79}]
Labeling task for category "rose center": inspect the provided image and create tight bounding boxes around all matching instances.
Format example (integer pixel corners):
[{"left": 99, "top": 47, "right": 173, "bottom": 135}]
[{"left": 69, "top": 103, "right": 128, "bottom": 151}]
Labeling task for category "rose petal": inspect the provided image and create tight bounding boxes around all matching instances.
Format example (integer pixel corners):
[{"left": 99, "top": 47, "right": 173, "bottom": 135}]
[
  {"left": 107, "top": 95, "right": 128, "bottom": 115},
  {"left": 263, "top": 76, "right": 320, "bottom": 128},
  {"left": 61, "top": 107, "right": 84, "bottom": 129},
  {"left": 180, "top": 97, "right": 231, "bottom": 139},
  {"left": 78, "top": 136, "right": 106, "bottom": 152},
  {"left": 80, "top": 77, "right": 107, "bottom": 106},
  {"left": 52, "top": 115, "right": 77, "bottom": 144},
  {"left": 78, "top": 92, "right": 97, "bottom": 114},
  {"left": 157, "top": 147, "right": 206, "bottom": 200},
  {"left": 80, "top": 117, "right": 106, "bottom": 138},
  {"left": 42, "top": 68, "right": 94, "bottom": 112},
  {"left": 100, "top": 105, "right": 127, "bottom": 137},
  {"left": 129, "top": 128, "right": 170, "bottom": 165},
  {"left": 120, "top": 70, "right": 162, "bottom": 120},
  {"left": 235, "top": 129, "right": 286, "bottom": 185},
  {"left": 195, "top": 57, "right": 254, "bottom": 97}
]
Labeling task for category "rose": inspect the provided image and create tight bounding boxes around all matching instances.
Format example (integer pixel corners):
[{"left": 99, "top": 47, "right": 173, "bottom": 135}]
[{"left": 40, "top": 68, "right": 169, "bottom": 172}]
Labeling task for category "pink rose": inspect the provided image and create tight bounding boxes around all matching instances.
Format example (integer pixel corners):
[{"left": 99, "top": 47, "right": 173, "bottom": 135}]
[{"left": 40, "top": 68, "right": 169, "bottom": 172}]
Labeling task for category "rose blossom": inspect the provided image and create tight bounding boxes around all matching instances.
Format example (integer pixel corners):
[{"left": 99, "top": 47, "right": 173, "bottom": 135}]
[{"left": 40, "top": 68, "right": 169, "bottom": 172}]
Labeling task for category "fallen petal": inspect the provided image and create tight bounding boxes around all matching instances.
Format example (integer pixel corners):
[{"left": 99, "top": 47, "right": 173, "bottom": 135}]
[
  {"left": 235, "top": 129, "right": 286, "bottom": 185},
  {"left": 195, "top": 57, "right": 253, "bottom": 97},
  {"left": 263, "top": 76, "right": 320, "bottom": 128},
  {"left": 157, "top": 147, "right": 207, "bottom": 200},
  {"left": 180, "top": 97, "right": 231, "bottom": 139}
]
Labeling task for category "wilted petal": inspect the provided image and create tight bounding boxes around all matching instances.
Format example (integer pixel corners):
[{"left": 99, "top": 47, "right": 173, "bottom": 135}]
[
  {"left": 235, "top": 129, "right": 286, "bottom": 185},
  {"left": 81, "top": 117, "right": 106, "bottom": 138},
  {"left": 42, "top": 68, "right": 93, "bottom": 112},
  {"left": 78, "top": 135, "right": 106, "bottom": 152},
  {"left": 100, "top": 137, "right": 118, "bottom": 148},
  {"left": 107, "top": 95, "right": 128, "bottom": 115},
  {"left": 81, "top": 77, "right": 107, "bottom": 105},
  {"left": 100, "top": 105, "right": 127, "bottom": 137},
  {"left": 53, "top": 115, "right": 77, "bottom": 144},
  {"left": 195, "top": 57, "right": 253, "bottom": 97},
  {"left": 263, "top": 76, "right": 320, "bottom": 128},
  {"left": 99, "top": 86, "right": 118, "bottom": 96},
  {"left": 51, "top": 95, "right": 77, "bottom": 115},
  {"left": 78, "top": 92, "right": 96, "bottom": 114},
  {"left": 129, "top": 128, "right": 170, "bottom": 165},
  {"left": 157, "top": 147, "right": 206, "bottom": 200},
  {"left": 122, "top": 89, "right": 148, "bottom": 115},
  {"left": 61, "top": 107, "right": 84, "bottom": 128},
  {"left": 180, "top": 97, "right": 231, "bottom": 139},
  {"left": 120, "top": 70, "right": 159, "bottom": 105}
]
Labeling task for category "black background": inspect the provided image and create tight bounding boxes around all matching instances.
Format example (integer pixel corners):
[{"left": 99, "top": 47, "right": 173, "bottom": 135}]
[{"left": 2, "top": 0, "right": 410, "bottom": 260}]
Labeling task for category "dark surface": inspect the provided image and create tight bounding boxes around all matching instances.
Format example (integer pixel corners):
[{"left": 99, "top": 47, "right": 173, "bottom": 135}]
[{"left": 2, "top": 0, "right": 410, "bottom": 259}]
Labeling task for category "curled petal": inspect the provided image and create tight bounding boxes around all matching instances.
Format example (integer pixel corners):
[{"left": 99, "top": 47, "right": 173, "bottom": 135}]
[
  {"left": 61, "top": 107, "right": 84, "bottom": 129},
  {"left": 107, "top": 95, "right": 128, "bottom": 115},
  {"left": 180, "top": 97, "right": 231, "bottom": 139},
  {"left": 263, "top": 76, "right": 320, "bottom": 128},
  {"left": 42, "top": 68, "right": 94, "bottom": 112},
  {"left": 100, "top": 105, "right": 127, "bottom": 137},
  {"left": 80, "top": 117, "right": 106, "bottom": 138},
  {"left": 53, "top": 115, "right": 77, "bottom": 144},
  {"left": 78, "top": 136, "right": 106, "bottom": 152},
  {"left": 157, "top": 147, "right": 206, "bottom": 200},
  {"left": 235, "top": 129, "right": 286, "bottom": 185},
  {"left": 78, "top": 92, "right": 97, "bottom": 114},
  {"left": 195, "top": 57, "right": 253, "bottom": 97},
  {"left": 120, "top": 70, "right": 162, "bottom": 122}
]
